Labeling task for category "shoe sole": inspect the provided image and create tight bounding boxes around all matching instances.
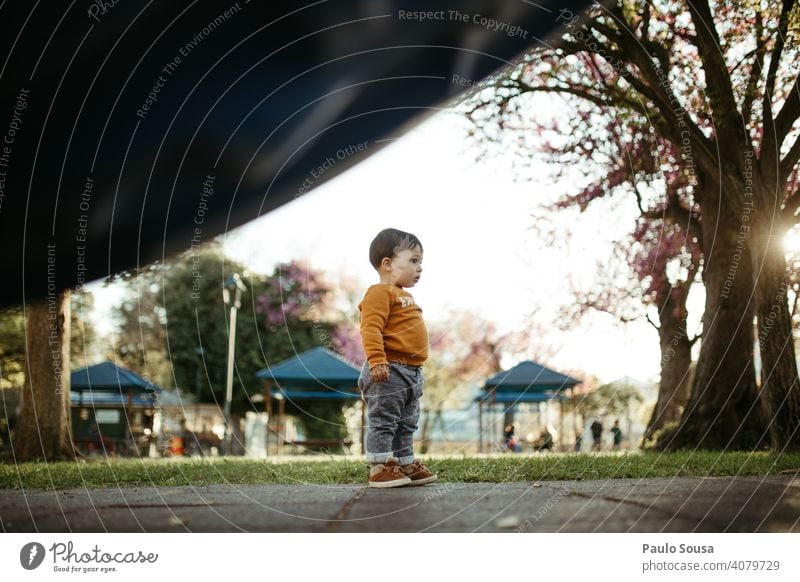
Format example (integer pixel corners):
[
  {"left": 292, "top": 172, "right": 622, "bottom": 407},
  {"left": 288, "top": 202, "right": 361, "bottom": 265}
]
[
  {"left": 368, "top": 477, "right": 412, "bottom": 489},
  {"left": 406, "top": 475, "right": 437, "bottom": 486}
]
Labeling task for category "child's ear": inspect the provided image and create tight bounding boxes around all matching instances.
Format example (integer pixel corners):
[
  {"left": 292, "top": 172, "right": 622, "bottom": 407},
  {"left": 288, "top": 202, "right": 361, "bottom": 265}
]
[{"left": 380, "top": 257, "right": 392, "bottom": 270}]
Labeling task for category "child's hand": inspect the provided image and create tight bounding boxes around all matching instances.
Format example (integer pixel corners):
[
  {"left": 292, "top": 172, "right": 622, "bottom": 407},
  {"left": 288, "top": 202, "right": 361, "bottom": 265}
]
[{"left": 370, "top": 363, "right": 390, "bottom": 383}]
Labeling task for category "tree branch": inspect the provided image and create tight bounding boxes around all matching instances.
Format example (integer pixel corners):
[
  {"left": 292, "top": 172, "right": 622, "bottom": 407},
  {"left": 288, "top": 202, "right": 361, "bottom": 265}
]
[
  {"left": 773, "top": 71, "right": 800, "bottom": 145},
  {"left": 782, "top": 188, "right": 800, "bottom": 223},
  {"left": 546, "top": 6, "right": 717, "bottom": 171},
  {"left": 684, "top": 0, "right": 747, "bottom": 149},
  {"left": 685, "top": 251, "right": 703, "bottom": 348},
  {"left": 596, "top": 4, "right": 718, "bottom": 173},
  {"left": 640, "top": 196, "right": 702, "bottom": 242},
  {"left": 637, "top": 1, "right": 651, "bottom": 38},
  {"left": 631, "top": 178, "right": 648, "bottom": 214},
  {"left": 741, "top": 11, "right": 766, "bottom": 130},
  {"left": 762, "top": 0, "right": 797, "bottom": 154},
  {"left": 780, "top": 132, "right": 800, "bottom": 190},
  {"left": 515, "top": 78, "right": 611, "bottom": 111},
  {"left": 765, "top": 0, "right": 796, "bottom": 99}
]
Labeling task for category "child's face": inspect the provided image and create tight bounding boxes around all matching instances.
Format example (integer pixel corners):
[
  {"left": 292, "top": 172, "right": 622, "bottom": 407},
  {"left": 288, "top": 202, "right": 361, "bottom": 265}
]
[{"left": 383, "top": 246, "right": 423, "bottom": 287}]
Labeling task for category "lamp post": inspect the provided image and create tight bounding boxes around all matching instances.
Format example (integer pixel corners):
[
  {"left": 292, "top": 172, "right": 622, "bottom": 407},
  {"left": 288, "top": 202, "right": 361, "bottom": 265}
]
[{"left": 222, "top": 273, "right": 247, "bottom": 456}]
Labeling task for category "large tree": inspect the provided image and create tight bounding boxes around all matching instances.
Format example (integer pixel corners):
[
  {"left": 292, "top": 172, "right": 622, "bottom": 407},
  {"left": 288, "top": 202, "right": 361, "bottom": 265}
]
[
  {"left": 15, "top": 292, "right": 72, "bottom": 461},
  {"left": 467, "top": 0, "right": 800, "bottom": 450},
  {"left": 4, "top": 288, "right": 98, "bottom": 461},
  {"left": 0, "top": 306, "right": 26, "bottom": 456},
  {"left": 0, "top": 307, "right": 25, "bottom": 391}
]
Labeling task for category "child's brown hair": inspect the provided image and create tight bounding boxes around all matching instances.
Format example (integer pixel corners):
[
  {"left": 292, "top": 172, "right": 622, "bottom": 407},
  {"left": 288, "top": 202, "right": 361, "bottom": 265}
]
[{"left": 368, "top": 228, "right": 423, "bottom": 270}]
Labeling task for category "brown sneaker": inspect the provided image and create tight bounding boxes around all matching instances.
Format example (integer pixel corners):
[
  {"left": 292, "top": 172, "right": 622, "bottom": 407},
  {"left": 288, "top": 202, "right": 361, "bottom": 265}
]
[
  {"left": 401, "top": 460, "right": 437, "bottom": 486},
  {"left": 368, "top": 458, "right": 412, "bottom": 488}
]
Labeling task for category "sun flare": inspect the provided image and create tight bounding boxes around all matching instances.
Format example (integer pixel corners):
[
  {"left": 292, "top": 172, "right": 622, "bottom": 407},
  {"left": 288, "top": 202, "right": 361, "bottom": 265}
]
[{"left": 784, "top": 231, "right": 800, "bottom": 254}]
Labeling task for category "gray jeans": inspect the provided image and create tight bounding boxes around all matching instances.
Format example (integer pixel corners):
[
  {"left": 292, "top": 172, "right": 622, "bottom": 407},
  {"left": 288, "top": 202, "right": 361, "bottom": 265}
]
[{"left": 358, "top": 362, "right": 424, "bottom": 465}]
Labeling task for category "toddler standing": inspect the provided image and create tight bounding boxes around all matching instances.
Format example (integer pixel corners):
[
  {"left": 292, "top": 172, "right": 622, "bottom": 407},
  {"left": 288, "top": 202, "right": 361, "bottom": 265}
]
[{"left": 358, "top": 228, "right": 437, "bottom": 488}]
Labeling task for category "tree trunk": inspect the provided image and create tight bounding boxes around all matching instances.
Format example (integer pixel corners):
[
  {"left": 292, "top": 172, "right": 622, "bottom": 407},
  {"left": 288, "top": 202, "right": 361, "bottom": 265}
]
[
  {"left": 655, "top": 187, "right": 767, "bottom": 451},
  {"left": 572, "top": 401, "right": 579, "bottom": 437},
  {"left": 15, "top": 291, "right": 73, "bottom": 461},
  {"left": 230, "top": 413, "right": 244, "bottom": 456},
  {"left": 644, "top": 286, "right": 693, "bottom": 442},
  {"left": 419, "top": 408, "right": 444, "bottom": 455},
  {"left": 752, "top": 208, "right": 800, "bottom": 450},
  {"left": 419, "top": 410, "right": 433, "bottom": 454}
]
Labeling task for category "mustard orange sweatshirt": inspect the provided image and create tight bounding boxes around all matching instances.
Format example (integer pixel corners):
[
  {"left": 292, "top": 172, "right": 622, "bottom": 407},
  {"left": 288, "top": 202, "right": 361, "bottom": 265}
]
[{"left": 358, "top": 284, "right": 428, "bottom": 368}]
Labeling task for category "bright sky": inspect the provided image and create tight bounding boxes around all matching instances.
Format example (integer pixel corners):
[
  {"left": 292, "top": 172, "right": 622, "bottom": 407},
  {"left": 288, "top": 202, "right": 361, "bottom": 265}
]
[
  {"left": 85, "top": 102, "right": 672, "bottom": 384},
  {"left": 211, "top": 110, "right": 664, "bottom": 384},
  {"left": 89, "top": 107, "right": 665, "bottom": 384}
]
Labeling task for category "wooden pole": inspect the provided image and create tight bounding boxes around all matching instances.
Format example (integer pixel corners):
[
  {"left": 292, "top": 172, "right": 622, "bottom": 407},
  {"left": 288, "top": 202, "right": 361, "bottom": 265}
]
[
  {"left": 478, "top": 399, "right": 483, "bottom": 454},
  {"left": 264, "top": 380, "right": 273, "bottom": 455},
  {"left": 570, "top": 387, "right": 579, "bottom": 439},
  {"left": 496, "top": 404, "right": 500, "bottom": 450},
  {"left": 360, "top": 399, "right": 366, "bottom": 456},
  {"left": 278, "top": 397, "right": 285, "bottom": 455},
  {"left": 559, "top": 394, "right": 566, "bottom": 452},
  {"left": 493, "top": 391, "right": 499, "bottom": 452}
]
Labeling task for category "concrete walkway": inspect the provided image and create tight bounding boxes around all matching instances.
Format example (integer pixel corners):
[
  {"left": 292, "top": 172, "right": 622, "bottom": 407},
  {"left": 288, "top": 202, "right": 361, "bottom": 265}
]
[{"left": 1, "top": 474, "right": 798, "bottom": 533}]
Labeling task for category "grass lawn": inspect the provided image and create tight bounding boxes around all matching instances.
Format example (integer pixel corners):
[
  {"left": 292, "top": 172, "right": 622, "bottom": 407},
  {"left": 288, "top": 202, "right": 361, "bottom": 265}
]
[{"left": 1, "top": 451, "right": 799, "bottom": 490}]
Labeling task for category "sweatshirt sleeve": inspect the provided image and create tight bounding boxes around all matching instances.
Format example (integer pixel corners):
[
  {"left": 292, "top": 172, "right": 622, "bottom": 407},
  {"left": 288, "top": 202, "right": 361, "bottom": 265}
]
[{"left": 359, "top": 286, "right": 392, "bottom": 368}]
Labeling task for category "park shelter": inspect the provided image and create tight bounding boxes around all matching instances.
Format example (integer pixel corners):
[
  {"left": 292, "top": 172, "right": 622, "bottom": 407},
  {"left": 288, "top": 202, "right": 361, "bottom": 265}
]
[
  {"left": 70, "top": 361, "right": 163, "bottom": 455},
  {"left": 476, "top": 360, "right": 580, "bottom": 452},
  {"left": 255, "top": 347, "right": 363, "bottom": 454}
]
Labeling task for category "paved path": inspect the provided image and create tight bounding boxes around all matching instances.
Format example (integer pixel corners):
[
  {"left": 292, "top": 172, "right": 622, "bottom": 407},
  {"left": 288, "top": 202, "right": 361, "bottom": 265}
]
[{"left": 1, "top": 475, "right": 798, "bottom": 533}]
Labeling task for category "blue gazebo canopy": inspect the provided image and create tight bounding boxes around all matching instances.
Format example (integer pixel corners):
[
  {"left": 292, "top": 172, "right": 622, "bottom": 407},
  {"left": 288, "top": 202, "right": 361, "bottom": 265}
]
[
  {"left": 71, "top": 361, "right": 161, "bottom": 393},
  {"left": 475, "top": 360, "right": 580, "bottom": 405},
  {"left": 475, "top": 361, "right": 580, "bottom": 452},
  {"left": 484, "top": 361, "right": 580, "bottom": 393},
  {"left": 255, "top": 347, "right": 362, "bottom": 399},
  {"left": 475, "top": 391, "right": 568, "bottom": 404},
  {"left": 69, "top": 391, "right": 161, "bottom": 407}
]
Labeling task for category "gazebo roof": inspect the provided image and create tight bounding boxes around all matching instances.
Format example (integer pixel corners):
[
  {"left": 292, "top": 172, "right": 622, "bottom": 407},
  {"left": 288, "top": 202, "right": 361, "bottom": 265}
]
[
  {"left": 255, "top": 347, "right": 362, "bottom": 395},
  {"left": 70, "top": 386, "right": 189, "bottom": 408},
  {"left": 474, "top": 391, "right": 568, "bottom": 404},
  {"left": 70, "top": 391, "right": 159, "bottom": 407},
  {"left": 483, "top": 360, "right": 580, "bottom": 393},
  {"left": 71, "top": 361, "right": 162, "bottom": 393}
]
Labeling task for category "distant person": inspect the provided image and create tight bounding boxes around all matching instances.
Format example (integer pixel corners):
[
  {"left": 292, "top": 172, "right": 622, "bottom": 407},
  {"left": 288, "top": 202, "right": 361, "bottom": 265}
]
[
  {"left": 503, "top": 424, "right": 520, "bottom": 452},
  {"left": 574, "top": 430, "right": 583, "bottom": 452},
  {"left": 533, "top": 427, "right": 553, "bottom": 452},
  {"left": 611, "top": 419, "right": 623, "bottom": 451},
  {"left": 590, "top": 417, "right": 603, "bottom": 451},
  {"left": 503, "top": 424, "right": 515, "bottom": 445},
  {"left": 357, "top": 228, "right": 437, "bottom": 488}
]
